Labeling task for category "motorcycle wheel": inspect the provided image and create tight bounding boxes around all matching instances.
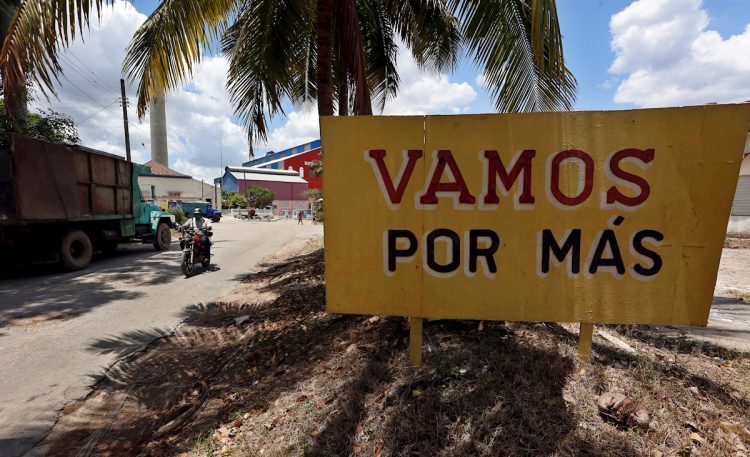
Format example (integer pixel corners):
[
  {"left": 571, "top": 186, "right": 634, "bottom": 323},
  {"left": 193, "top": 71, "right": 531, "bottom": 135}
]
[
  {"left": 201, "top": 254, "right": 210, "bottom": 269},
  {"left": 182, "top": 252, "right": 195, "bottom": 277}
]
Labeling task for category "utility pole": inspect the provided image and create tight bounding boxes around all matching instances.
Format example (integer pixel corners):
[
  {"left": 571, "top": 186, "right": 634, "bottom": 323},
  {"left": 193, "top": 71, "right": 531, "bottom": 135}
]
[{"left": 120, "top": 79, "right": 132, "bottom": 162}]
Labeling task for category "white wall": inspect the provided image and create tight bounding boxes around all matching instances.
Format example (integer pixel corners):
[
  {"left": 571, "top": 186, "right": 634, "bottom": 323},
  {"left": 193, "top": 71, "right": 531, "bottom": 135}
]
[{"left": 138, "top": 176, "right": 222, "bottom": 210}]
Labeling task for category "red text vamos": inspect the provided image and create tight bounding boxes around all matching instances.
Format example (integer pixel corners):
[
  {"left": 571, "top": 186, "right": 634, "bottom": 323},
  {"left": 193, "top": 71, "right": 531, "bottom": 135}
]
[{"left": 365, "top": 148, "right": 654, "bottom": 211}]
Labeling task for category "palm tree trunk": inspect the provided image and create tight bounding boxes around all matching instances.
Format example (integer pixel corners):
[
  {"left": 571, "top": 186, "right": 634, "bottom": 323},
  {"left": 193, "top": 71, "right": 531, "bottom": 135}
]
[
  {"left": 0, "top": 2, "right": 27, "bottom": 130},
  {"left": 316, "top": 0, "right": 334, "bottom": 117},
  {"left": 338, "top": 79, "right": 348, "bottom": 116}
]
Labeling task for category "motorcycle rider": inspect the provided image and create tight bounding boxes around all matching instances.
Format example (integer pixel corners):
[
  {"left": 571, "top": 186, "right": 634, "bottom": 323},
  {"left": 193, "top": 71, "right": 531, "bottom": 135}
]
[{"left": 183, "top": 208, "right": 212, "bottom": 256}]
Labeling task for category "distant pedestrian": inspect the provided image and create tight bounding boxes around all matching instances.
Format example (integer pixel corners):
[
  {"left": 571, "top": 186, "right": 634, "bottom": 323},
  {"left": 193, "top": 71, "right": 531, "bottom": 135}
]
[{"left": 297, "top": 211, "right": 303, "bottom": 225}]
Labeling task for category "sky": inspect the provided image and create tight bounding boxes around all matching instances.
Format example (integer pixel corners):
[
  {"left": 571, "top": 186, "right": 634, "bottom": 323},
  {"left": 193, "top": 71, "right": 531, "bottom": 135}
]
[{"left": 30, "top": 0, "right": 750, "bottom": 182}]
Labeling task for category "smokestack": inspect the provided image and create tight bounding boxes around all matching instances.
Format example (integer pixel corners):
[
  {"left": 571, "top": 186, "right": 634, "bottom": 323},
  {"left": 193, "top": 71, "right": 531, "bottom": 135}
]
[{"left": 149, "top": 96, "right": 168, "bottom": 166}]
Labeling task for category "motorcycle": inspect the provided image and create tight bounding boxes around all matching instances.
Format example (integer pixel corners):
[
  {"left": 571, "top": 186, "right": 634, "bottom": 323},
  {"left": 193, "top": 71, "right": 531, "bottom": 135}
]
[{"left": 179, "top": 226, "right": 213, "bottom": 277}]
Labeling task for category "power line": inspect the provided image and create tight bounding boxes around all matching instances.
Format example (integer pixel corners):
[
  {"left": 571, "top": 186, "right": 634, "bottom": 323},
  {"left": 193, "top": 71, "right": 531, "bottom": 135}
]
[
  {"left": 57, "top": 54, "right": 120, "bottom": 100},
  {"left": 75, "top": 100, "right": 121, "bottom": 125}
]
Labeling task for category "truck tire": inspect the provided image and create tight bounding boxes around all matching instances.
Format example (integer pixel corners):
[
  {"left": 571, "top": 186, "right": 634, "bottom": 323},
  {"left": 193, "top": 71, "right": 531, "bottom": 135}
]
[
  {"left": 211, "top": 215, "right": 220, "bottom": 223},
  {"left": 153, "top": 223, "right": 172, "bottom": 251},
  {"left": 60, "top": 229, "right": 93, "bottom": 271}
]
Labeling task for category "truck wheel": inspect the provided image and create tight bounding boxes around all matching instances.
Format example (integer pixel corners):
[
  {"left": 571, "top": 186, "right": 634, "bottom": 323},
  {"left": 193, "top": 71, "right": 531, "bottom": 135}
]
[
  {"left": 211, "top": 215, "right": 220, "bottom": 223},
  {"left": 60, "top": 229, "right": 93, "bottom": 271},
  {"left": 153, "top": 223, "right": 171, "bottom": 251}
]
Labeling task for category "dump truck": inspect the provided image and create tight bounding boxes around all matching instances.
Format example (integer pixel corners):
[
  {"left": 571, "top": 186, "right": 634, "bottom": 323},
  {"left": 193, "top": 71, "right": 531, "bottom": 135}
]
[{"left": 0, "top": 135, "right": 176, "bottom": 270}]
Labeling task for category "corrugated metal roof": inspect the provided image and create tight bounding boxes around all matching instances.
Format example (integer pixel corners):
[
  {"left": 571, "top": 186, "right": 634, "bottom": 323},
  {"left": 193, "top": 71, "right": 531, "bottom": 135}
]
[
  {"left": 226, "top": 169, "right": 307, "bottom": 183},
  {"left": 226, "top": 166, "right": 299, "bottom": 176}
]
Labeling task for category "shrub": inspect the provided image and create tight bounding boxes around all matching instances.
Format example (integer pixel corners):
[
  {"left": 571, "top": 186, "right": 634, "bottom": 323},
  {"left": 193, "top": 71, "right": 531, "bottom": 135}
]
[{"left": 167, "top": 206, "right": 186, "bottom": 224}]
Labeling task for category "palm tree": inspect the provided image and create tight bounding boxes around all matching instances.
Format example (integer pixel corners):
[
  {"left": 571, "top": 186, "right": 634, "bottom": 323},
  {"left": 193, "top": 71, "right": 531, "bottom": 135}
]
[
  {"left": 0, "top": 0, "right": 114, "bottom": 128},
  {"left": 0, "top": 0, "right": 576, "bottom": 145}
]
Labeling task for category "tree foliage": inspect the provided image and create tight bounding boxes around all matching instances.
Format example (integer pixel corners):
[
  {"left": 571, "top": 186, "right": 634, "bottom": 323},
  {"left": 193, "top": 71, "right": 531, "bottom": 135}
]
[
  {"left": 222, "top": 190, "right": 247, "bottom": 209},
  {"left": 0, "top": 99, "right": 79, "bottom": 145},
  {"left": 245, "top": 185, "right": 275, "bottom": 209},
  {"left": 166, "top": 205, "right": 187, "bottom": 224}
]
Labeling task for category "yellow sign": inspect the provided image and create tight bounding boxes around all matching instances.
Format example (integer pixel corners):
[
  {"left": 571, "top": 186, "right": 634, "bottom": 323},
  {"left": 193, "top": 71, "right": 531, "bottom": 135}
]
[{"left": 321, "top": 105, "right": 750, "bottom": 326}]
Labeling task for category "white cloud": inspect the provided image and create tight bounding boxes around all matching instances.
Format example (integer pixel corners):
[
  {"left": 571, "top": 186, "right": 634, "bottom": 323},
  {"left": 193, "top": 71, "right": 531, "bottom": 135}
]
[
  {"left": 260, "top": 44, "right": 477, "bottom": 148},
  {"left": 31, "top": 1, "right": 247, "bottom": 181},
  {"left": 264, "top": 110, "right": 320, "bottom": 153},
  {"left": 609, "top": 0, "right": 750, "bottom": 107},
  {"left": 32, "top": 2, "right": 476, "bottom": 178},
  {"left": 382, "top": 47, "right": 476, "bottom": 115}
]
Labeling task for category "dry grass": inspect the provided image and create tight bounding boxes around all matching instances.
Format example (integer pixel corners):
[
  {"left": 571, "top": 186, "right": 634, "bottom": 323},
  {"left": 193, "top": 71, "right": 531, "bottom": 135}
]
[{"left": 42, "top": 236, "right": 750, "bottom": 457}]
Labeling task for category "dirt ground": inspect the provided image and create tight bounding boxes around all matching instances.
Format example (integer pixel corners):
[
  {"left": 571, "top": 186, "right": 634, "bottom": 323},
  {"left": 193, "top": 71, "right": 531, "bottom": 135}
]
[{"left": 38, "top": 235, "right": 750, "bottom": 456}]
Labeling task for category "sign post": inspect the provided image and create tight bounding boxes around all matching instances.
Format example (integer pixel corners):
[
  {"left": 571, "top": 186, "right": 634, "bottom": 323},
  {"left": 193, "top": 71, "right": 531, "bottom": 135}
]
[{"left": 321, "top": 105, "right": 750, "bottom": 367}]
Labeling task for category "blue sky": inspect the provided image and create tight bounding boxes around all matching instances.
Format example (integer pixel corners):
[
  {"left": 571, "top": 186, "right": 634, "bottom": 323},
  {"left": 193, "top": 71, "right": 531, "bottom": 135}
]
[{"left": 40, "top": 0, "right": 750, "bottom": 180}]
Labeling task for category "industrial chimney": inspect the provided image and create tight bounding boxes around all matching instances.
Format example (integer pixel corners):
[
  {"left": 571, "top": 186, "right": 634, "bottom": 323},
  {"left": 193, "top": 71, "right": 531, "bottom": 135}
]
[{"left": 149, "top": 96, "right": 168, "bottom": 166}]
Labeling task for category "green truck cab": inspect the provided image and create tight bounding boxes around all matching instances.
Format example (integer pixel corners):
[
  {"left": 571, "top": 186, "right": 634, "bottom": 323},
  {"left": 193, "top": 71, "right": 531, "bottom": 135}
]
[{"left": 0, "top": 135, "right": 176, "bottom": 270}]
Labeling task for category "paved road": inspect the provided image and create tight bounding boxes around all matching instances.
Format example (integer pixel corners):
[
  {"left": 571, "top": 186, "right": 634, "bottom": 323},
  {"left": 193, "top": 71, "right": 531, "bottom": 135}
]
[
  {"left": 0, "top": 218, "right": 322, "bottom": 456},
  {"left": 678, "top": 248, "right": 750, "bottom": 352}
]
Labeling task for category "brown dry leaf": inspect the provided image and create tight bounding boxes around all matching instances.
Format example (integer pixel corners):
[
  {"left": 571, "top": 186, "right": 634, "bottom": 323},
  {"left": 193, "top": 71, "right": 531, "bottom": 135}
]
[
  {"left": 689, "top": 432, "right": 706, "bottom": 445},
  {"left": 270, "top": 414, "right": 285, "bottom": 428},
  {"left": 352, "top": 443, "right": 363, "bottom": 453},
  {"left": 296, "top": 395, "right": 308, "bottom": 403},
  {"left": 719, "top": 421, "right": 750, "bottom": 442},
  {"left": 597, "top": 392, "right": 650, "bottom": 429},
  {"left": 373, "top": 446, "right": 383, "bottom": 457},
  {"left": 309, "top": 430, "right": 321, "bottom": 438}
]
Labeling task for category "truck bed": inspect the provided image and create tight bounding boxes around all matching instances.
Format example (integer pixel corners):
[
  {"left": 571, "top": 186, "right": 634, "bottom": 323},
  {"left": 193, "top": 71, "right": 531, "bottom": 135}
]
[{"left": 0, "top": 135, "right": 135, "bottom": 224}]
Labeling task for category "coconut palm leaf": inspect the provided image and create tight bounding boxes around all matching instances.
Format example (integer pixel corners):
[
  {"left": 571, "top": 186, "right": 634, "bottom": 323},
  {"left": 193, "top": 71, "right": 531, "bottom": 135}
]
[
  {"left": 0, "top": 0, "right": 113, "bottom": 119},
  {"left": 452, "top": 0, "right": 577, "bottom": 112},
  {"left": 385, "top": 0, "right": 462, "bottom": 73},
  {"left": 358, "top": 0, "right": 399, "bottom": 112},
  {"left": 123, "top": 0, "right": 240, "bottom": 117},
  {"left": 223, "top": 0, "right": 314, "bottom": 144}
]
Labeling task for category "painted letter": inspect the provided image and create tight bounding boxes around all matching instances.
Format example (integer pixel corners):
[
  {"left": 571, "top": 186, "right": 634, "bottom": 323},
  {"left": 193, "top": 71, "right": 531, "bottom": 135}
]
[
  {"left": 386, "top": 230, "right": 418, "bottom": 274},
  {"left": 548, "top": 150, "right": 594, "bottom": 207},
  {"left": 467, "top": 229, "right": 500, "bottom": 277},
  {"left": 419, "top": 150, "right": 476, "bottom": 207},
  {"left": 425, "top": 229, "right": 461, "bottom": 275},
  {"left": 605, "top": 148, "right": 654, "bottom": 208},
  {"left": 366, "top": 149, "right": 423, "bottom": 208},
  {"left": 632, "top": 229, "right": 663, "bottom": 277},
  {"left": 539, "top": 229, "right": 581, "bottom": 276},
  {"left": 481, "top": 149, "right": 535, "bottom": 207},
  {"left": 587, "top": 230, "right": 625, "bottom": 276}
]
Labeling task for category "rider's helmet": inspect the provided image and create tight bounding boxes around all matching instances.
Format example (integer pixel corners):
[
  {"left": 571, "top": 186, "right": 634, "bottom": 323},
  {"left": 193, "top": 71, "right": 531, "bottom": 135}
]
[{"left": 194, "top": 208, "right": 202, "bottom": 220}]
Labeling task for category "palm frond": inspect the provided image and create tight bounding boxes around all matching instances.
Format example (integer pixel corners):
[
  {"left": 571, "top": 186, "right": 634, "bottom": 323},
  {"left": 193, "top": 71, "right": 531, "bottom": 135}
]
[
  {"left": 358, "top": 0, "right": 399, "bottom": 112},
  {"left": 224, "top": 0, "right": 314, "bottom": 144},
  {"left": 386, "top": 0, "right": 461, "bottom": 73},
  {"left": 123, "top": 0, "right": 240, "bottom": 117},
  {"left": 452, "top": 0, "right": 577, "bottom": 112},
  {"left": 0, "top": 0, "right": 113, "bottom": 119}
]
